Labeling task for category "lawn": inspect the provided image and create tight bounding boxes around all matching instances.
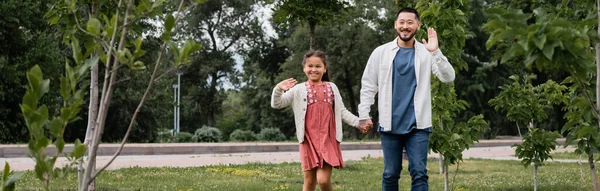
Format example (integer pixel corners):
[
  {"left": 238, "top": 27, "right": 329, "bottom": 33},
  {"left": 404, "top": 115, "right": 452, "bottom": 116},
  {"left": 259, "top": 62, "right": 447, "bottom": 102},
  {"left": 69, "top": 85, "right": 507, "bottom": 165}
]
[
  {"left": 9, "top": 157, "right": 593, "bottom": 191},
  {"left": 551, "top": 151, "right": 590, "bottom": 160}
]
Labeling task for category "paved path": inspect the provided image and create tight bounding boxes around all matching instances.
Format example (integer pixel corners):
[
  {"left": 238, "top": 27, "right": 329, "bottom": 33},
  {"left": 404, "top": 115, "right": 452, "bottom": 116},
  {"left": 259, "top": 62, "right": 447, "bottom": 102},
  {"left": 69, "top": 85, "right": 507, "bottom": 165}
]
[
  {"left": 1, "top": 138, "right": 549, "bottom": 158},
  {"left": 0, "top": 146, "right": 576, "bottom": 171}
]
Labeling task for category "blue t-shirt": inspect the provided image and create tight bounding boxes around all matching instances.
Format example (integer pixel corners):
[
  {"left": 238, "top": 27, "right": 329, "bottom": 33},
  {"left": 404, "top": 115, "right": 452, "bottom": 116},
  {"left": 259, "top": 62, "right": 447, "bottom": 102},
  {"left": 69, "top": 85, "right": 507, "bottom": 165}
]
[{"left": 378, "top": 47, "right": 423, "bottom": 134}]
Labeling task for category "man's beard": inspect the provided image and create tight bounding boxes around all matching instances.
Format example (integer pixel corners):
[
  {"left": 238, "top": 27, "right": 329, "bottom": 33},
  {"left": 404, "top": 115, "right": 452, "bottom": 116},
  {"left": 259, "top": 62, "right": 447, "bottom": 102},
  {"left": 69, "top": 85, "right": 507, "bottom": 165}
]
[{"left": 397, "top": 29, "right": 416, "bottom": 42}]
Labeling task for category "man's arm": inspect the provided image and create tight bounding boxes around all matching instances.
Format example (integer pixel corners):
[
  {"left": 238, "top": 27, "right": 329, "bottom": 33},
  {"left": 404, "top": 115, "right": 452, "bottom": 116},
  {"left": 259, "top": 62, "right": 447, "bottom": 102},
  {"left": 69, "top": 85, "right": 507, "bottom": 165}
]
[
  {"left": 431, "top": 49, "right": 455, "bottom": 83},
  {"left": 422, "top": 27, "right": 455, "bottom": 83},
  {"left": 358, "top": 49, "right": 380, "bottom": 120}
]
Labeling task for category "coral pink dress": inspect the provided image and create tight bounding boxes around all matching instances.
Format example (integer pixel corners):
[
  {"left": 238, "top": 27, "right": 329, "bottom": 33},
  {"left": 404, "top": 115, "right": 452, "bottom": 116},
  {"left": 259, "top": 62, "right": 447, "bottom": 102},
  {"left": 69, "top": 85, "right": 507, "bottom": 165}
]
[{"left": 299, "top": 81, "right": 345, "bottom": 171}]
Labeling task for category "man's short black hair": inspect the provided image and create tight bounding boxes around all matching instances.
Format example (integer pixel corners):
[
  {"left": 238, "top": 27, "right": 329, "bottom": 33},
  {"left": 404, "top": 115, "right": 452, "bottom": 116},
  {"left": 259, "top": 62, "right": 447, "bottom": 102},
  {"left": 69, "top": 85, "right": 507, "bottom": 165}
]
[{"left": 396, "top": 7, "right": 420, "bottom": 21}]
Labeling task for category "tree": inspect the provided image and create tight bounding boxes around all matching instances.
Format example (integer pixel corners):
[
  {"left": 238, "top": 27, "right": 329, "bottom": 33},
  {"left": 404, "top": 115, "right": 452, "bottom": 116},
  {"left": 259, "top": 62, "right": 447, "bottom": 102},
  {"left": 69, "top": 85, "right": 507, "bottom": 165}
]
[
  {"left": 412, "top": 1, "right": 492, "bottom": 190},
  {"left": 489, "top": 75, "right": 567, "bottom": 191},
  {"left": 181, "top": 0, "right": 257, "bottom": 128},
  {"left": 483, "top": 1, "right": 600, "bottom": 189},
  {"left": 240, "top": 29, "right": 294, "bottom": 137},
  {"left": 0, "top": 0, "right": 64, "bottom": 143},
  {"left": 453, "top": 0, "right": 517, "bottom": 138},
  {"left": 272, "top": 0, "right": 350, "bottom": 50},
  {"left": 514, "top": 128, "right": 561, "bottom": 191},
  {"left": 38, "top": 0, "right": 203, "bottom": 190}
]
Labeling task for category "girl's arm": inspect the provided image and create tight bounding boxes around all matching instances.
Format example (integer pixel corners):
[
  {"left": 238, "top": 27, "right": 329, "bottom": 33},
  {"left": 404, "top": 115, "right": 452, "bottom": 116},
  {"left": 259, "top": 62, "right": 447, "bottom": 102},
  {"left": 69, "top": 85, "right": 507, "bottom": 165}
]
[
  {"left": 271, "top": 79, "right": 297, "bottom": 109},
  {"left": 331, "top": 83, "right": 359, "bottom": 127},
  {"left": 341, "top": 105, "right": 359, "bottom": 128}
]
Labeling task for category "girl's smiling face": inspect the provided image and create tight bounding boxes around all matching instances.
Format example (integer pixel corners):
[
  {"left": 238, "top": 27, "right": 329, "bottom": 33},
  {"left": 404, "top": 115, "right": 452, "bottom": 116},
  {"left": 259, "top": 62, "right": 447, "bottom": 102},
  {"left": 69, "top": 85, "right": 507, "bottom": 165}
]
[{"left": 303, "top": 56, "right": 327, "bottom": 83}]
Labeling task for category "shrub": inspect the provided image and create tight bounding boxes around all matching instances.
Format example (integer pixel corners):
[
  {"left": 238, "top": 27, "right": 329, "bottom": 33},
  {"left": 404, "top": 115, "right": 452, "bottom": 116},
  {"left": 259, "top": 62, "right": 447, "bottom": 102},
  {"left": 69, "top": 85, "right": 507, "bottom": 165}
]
[
  {"left": 156, "top": 129, "right": 175, "bottom": 143},
  {"left": 258, "top": 128, "right": 286, "bottom": 142},
  {"left": 192, "top": 125, "right": 222, "bottom": 142},
  {"left": 175, "top": 132, "right": 193, "bottom": 143},
  {"left": 229, "top": 129, "right": 258, "bottom": 142}
]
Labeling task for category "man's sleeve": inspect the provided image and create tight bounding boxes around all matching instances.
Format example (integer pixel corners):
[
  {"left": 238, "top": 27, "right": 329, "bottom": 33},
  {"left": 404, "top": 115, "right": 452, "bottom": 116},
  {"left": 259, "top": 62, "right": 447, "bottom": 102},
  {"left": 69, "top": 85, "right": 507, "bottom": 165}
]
[
  {"left": 431, "top": 49, "right": 455, "bottom": 83},
  {"left": 358, "top": 50, "right": 379, "bottom": 120}
]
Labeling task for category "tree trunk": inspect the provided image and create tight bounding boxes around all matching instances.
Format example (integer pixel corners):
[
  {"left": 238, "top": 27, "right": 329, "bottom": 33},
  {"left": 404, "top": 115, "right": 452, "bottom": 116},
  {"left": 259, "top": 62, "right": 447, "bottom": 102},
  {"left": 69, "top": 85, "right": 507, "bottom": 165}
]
[
  {"left": 590, "top": 153, "right": 599, "bottom": 191},
  {"left": 439, "top": 153, "right": 444, "bottom": 175},
  {"left": 309, "top": 22, "right": 316, "bottom": 50},
  {"left": 438, "top": 115, "right": 444, "bottom": 175},
  {"left": 207, "top": 72, "right": 219, "bottom": 127},
  {"left": 81, "top": 0, "right": 132, "bottom": 189},
  {"left": 516, "top": 123, "right": 522, "bottom": 138},
  {"left": 533, "top": 164, "right": 538, "bottom": 191},
  {"left": 443, "top": 164, "right": 449, "bottom": 191},
  {"left": 80, "top": 4, "right": 99, "bottom": 191},
  {"left": 579, "top": 154, "right": 585, "bottom": 183},
  {"left": 83, "top": 60, "right": 98, "bottom": 191},
  {"left": 529, "top": 120, "right": 535, "bottom": 129},
  {"left": 595, "top": 0, "right": 600, "bottom": 189}
]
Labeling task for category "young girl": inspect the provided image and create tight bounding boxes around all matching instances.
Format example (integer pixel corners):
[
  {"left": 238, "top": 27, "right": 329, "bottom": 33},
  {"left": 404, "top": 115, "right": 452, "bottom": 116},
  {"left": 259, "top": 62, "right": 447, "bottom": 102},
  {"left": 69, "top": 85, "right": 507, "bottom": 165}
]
[{"left": 271, "top": 50, "right": 362, "bottom": 191}]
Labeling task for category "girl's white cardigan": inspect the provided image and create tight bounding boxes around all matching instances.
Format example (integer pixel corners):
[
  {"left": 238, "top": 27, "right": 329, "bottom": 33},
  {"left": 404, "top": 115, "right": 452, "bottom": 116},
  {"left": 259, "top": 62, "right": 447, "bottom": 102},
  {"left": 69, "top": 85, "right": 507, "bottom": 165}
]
[{"left": 271, "top": 82, "right": 360, "bottom": 143}]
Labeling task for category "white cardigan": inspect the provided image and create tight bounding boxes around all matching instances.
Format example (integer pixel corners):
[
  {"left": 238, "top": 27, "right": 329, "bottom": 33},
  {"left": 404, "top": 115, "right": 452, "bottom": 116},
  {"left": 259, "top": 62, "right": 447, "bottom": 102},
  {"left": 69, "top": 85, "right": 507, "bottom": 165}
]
[
  {"left": 271, "top": 82, "right": 360, "bottom": 143},
  {"left": 358, "top": 38, "right": 455, "bottom": 131}
]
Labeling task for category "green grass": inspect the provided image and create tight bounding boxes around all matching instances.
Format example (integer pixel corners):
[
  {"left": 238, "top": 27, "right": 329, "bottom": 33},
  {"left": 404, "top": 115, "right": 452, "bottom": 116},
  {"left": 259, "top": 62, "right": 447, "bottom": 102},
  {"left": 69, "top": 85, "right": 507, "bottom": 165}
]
[
  {"left": 551, "top": 151, "right": 588, "bottom": 160},
  {"left": 9, "top": 158, "right": 593, "bottom": 191}
]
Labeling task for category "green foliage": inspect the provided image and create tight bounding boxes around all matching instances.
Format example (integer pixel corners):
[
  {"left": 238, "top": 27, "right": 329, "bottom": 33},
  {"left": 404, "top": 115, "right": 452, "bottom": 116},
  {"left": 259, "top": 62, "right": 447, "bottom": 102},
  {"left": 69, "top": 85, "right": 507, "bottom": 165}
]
[
  {"left": 0, "top": 0, "right": 64, "bottom": 143},
  {"left": 258, "top": 128, "right": 287, "bottom": 142},
  {"left": 513, "top": 128, "right": 561, "bottom": 167},
  {"left": 175, "top": 132, "right": 194, "bottom": 143},
  {"left": 489, "top": 75, "right": 567, "bottom": 126},
  {"left": 193, "top": 126, "right": 223, "bottom": 143},
  {"left": 181, "top": 0, "right": 256, "bottom": 128},
  {"left": 416, "top": 0, "right": 471, "bottom": 70},
  {"left": 240, "top": 37, "right": 295, "bottom": 137},
  {"left": 170, "top": 38, "right": 202, "bottom": 67},
  {"left": 19, "top": 62, "right": 90, "bottom": 189},
  {"left": 561, "top": 77, "right": 600, "bottom": 157},
  {"left": 2, "top": 162, "right": 24, "bottom": 191},
  {"left": 272, "top": 0, "right": 350, "bottom": 28},
  {"left": 483, "top": 6, "right": 596, "bottom": 78},
  {"left": 229, "top": 129, "right": 258, "bottom": 142},
  {"left": 416, "top": 0, "right": 489, "bottom": 181},
  {"left": 216, "top": 90, "right": 250, "bottom": 141},
  {"left": 483, "top": 1, "right": 598, "bottom": 163},
  {"left": 156, "top": 129, "right": 175, "bottom": 143},
  {"left": 430, "top": 113, "right": 489, "bottom": 166}
]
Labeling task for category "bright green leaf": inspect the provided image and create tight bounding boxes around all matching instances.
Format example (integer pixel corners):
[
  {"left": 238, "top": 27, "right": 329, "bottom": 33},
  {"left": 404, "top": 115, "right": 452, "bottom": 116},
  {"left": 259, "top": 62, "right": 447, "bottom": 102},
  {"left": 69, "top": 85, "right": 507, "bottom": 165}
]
[
  {"left": 542, "top": 45, "right": 554, "bottom": 60},
  {"left": 2, "top": 171, "right": 23, "bottom": 191},
  {"left": 86, "top": 18, "right": 102, "bottom": 36},
  {"left": 533, "top": 34, "right": 547, "bottom": 50},
  {"left": 192, "top": 0, "right": 206, "bottom": 5},
  {"left": 55, "top": 138, "right": 65, "bottom": 153},
  {"left": 161, "top": 31, "right": 171, "bottom": 41},
  {"left": 47, "top": 118, "right": 63, "bottom": 137},
  {"left": 71, "top": 139, "right": 86, "bottom": 158},
  {"left": 3, "top": 162, "right": 9, "bottom": 181},
  {"left": 164, "top": 15, "right": 175, "bottom": 33},
  {"left": 135, "top": 38, "right": 143, "bottom": 50},
  {"left": 132, "top": 61, "right": 146, "bottom": 71},
  {"left": 71, "top": 38, "right": 83, "bottom": 64}
]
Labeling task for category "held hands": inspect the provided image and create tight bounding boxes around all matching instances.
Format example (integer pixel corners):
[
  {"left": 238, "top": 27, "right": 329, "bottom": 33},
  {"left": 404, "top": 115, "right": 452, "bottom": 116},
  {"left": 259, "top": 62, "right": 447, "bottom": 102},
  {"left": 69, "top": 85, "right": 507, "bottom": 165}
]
[
  {"left": 422, "top": 27, "right": 438, "bottom": 52},
  {"left": 358, "top": 119, "right": 373, "bottom": 134},
  {"left": 277, "top": 78, "right": 297, "bottom": 91}
]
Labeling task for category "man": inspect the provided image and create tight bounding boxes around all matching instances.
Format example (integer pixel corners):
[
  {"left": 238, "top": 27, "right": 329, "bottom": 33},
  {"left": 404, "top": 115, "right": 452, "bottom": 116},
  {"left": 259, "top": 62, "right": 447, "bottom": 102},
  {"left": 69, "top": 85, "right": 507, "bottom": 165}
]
[{"left": 358, "top": 7, "right": 455, "bottom": 191}]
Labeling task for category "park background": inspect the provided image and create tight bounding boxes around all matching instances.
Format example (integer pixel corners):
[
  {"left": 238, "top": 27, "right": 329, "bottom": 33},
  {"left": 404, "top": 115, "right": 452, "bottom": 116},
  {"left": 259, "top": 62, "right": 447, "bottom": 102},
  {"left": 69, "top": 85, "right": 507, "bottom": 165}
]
[{"left": 2, "top": 0, "right": 600, "bottom": 190}]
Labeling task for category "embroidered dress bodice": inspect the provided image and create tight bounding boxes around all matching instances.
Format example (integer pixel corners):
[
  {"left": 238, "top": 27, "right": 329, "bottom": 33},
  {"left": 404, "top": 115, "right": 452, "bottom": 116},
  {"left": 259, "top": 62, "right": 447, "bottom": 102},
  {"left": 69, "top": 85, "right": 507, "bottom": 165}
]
[{"left": 305, "top": 82, "right": 334, "bottom": 105}]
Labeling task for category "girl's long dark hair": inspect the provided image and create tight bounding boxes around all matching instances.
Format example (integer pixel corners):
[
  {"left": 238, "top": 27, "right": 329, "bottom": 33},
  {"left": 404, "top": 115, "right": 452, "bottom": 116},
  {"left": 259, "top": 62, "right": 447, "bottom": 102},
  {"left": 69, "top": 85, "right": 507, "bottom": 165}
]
[{"left": 303, "top": 50, "right": 330, "bottom": 82}]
